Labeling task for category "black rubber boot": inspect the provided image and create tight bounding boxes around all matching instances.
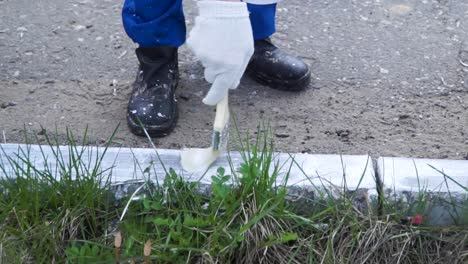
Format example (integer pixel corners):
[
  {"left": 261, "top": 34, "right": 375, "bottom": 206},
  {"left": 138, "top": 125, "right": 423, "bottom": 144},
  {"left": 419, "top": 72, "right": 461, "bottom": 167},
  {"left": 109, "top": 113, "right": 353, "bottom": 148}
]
[
  {"left": 127, "top": 46, "right": 178, "bottom": 137},
  {"left": 246, "top": 38, "right": 311, "bottom": 91}
]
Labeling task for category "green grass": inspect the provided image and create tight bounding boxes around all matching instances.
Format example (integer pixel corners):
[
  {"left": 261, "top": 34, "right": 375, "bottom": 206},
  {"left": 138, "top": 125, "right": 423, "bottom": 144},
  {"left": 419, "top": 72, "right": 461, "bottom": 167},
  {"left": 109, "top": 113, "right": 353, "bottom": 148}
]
[
  {"left": 0, "top": 126, "right": 467, "bottom": 263},
  {"left": 0, "top": 128, "right": 118, "bottom": 263}
]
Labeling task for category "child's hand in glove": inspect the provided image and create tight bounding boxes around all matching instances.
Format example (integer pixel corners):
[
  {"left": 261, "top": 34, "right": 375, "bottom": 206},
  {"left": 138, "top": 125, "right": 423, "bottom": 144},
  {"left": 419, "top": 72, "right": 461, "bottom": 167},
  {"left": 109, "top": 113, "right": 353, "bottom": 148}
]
[{"left": 187, "top": 1, "right": 254, "bottom": 105}]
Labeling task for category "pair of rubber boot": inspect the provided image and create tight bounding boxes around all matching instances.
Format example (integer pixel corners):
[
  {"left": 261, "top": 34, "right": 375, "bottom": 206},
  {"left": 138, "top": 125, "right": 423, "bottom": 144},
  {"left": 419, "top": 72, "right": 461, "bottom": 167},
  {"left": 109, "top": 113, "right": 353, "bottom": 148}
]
[{"left": 127, "top": 38, "right": 311, "bottom": 137}]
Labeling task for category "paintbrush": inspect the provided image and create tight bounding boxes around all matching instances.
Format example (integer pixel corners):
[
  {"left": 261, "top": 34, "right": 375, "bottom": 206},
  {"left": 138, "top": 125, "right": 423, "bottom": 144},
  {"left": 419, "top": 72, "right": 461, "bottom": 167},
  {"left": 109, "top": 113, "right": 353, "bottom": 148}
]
[{"left": 181, "top": 94, "right": 229, "bottom": 172}]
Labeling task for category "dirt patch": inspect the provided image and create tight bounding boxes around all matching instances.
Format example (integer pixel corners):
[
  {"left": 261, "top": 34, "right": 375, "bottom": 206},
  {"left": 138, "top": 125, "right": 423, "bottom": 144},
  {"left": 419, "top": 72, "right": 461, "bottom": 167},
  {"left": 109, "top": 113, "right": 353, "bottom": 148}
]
[{"left": 1, "top": 77, "right": 466, "bottom": 159}]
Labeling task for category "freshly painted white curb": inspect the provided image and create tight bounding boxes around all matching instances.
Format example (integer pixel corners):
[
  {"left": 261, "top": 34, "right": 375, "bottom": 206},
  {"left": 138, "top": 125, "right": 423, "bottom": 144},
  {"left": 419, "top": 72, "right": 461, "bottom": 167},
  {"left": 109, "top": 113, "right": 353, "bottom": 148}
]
[
  {"left": 377, "top": 157, "right": 468, "bottom": 193},
  {"left": 0, "top": 144, "right": 375, "bottom": 190}
]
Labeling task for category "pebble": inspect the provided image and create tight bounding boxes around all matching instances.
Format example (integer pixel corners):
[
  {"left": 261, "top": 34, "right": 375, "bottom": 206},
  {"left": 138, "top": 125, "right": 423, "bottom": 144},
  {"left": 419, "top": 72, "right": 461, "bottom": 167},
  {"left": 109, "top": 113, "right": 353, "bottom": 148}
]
[
  {"left": 336, "top": 129, "right": 350, "bottom": 137},
  {"left": 389, "top": 4, "right": 412, "bottom": 16},
  {"left": 301, "top": 148, "right": 312, "bottom": 153},
  {"left": 1, "top": 101, "right": 18, "bottom": 109},
  {"left": 72, "top": 24, "right": 86, "bottom": 31},
  {"left": 275, "top": 133, "right": 290, "bottom": 138},
  {"left": 398, "top": 114, "right": 410, "bottom": 120},
  {"left": 380, "top": 67, "right": 390, "bottom": 74}
]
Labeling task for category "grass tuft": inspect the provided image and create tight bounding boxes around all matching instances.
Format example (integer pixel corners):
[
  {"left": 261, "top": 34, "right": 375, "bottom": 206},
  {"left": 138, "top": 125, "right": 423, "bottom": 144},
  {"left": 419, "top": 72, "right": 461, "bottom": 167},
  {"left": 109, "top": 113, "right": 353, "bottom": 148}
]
[{"left": 0, "top": 127, "right": 118, "bottom": 263}]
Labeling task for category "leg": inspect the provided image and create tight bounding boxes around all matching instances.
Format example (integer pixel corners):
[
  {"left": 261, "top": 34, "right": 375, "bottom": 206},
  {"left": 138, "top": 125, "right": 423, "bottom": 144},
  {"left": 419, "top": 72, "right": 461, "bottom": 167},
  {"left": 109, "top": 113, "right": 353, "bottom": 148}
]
[
  {"left": 122, "top": 0, "right": 186, "bottom": 47},
  {"left": 247, "top": 3, "right": 277, "bottom": 40},
  {"left": 246, "top": 3, "right": 311, "bottom": 91},
  {"left": 122, "top": 0, "right": 183, "bottom": 137}
]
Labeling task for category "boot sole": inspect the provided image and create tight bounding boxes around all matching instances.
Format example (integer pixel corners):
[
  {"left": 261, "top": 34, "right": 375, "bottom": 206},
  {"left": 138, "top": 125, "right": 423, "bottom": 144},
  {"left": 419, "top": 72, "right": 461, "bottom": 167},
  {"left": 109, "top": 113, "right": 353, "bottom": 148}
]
[{"left": 246, "top": 67, "right": 312, "bottom": 92}]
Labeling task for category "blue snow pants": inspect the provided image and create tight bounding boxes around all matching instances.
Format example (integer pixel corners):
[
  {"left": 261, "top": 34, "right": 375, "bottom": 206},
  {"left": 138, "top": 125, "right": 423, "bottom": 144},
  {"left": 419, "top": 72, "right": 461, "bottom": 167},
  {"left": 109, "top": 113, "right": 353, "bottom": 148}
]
[{"left": 122, "top": 0, "right": 277, "bottom": 47}]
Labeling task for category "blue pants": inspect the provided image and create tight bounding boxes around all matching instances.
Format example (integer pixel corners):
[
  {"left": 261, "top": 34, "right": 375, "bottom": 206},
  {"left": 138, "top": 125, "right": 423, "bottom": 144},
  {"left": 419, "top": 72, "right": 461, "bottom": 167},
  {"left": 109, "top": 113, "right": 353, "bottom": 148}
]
[{"left": 122, "top": 0, "right": 277, "bottom": 47}]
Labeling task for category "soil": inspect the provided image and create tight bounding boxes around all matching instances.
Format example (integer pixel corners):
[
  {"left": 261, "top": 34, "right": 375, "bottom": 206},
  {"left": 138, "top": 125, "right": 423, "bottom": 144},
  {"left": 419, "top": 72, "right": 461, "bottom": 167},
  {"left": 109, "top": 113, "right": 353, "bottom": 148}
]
[{"left": 0, "top": 0, "right": 467, "bottom": 159}]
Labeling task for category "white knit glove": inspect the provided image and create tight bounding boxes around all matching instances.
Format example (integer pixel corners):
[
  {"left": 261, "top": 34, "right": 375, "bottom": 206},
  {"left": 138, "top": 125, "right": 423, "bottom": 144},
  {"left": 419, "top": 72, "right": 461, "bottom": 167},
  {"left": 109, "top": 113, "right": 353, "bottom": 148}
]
[{"left": 187, "top": 1, "right": 254, "bottom": 105}]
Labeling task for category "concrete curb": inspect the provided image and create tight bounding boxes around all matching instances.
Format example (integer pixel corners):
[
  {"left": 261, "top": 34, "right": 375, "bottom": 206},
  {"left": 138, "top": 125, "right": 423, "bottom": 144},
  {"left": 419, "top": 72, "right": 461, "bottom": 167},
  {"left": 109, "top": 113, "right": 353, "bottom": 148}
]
[
  {"left": 1, "top": 143, "right": 467, "bottom": 225},
  {"left": 378, "top": 157, "right": 468, "bottom": 193},
  {"left": 0, "top": 144, "right": 375, "bottom": 189},
  {"left": 377, "top": 157, "right": 468, "bottom": 225}
]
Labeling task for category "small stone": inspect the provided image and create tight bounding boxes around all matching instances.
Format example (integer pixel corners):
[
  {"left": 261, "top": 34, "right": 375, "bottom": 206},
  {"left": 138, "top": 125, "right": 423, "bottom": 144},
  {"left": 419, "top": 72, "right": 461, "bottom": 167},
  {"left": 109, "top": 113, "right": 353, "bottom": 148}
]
[
  {"left": 301, "top": 148, "right": 311, "bottom": 153},
  {"left": 398, "top": 114, "right": 410, "bottom": 120},
  {"left": 389, "top": 4, "right": 412, "bottom": 16},
  {"left": 72, "top": 24, "right": 86, "bottom": 31},
  {"left": 380, "top": 67, "right": 389, "bottom": 74},
  {"left": 275, "top": 133, "right": 290, "bottom": 138},
  {"left": 1, "top": 101, "right": 17, "bottom": 109},
  {"left": 97, "top": 138, "right": 107, "bottom": 145},
  {"left": 336, "top": 129, "right": 350, "bottom": 137},
  {"left": 434, "top": 103, "right": 447, "bottom": 109}
]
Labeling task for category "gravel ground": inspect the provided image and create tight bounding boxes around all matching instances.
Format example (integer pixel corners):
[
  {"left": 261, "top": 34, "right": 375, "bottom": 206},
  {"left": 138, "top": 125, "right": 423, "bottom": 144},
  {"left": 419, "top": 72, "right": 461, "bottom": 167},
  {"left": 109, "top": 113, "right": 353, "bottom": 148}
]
[{"left": 0, "top": 0, "right": 467, "bottom": 159}]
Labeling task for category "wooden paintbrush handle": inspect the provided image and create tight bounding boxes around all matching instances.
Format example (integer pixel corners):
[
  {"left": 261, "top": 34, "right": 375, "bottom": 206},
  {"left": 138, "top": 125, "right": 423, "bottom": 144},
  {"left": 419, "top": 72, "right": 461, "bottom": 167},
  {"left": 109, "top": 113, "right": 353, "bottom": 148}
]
[{"left": 213, "top": 94, "right": 229, "bottom": 132}]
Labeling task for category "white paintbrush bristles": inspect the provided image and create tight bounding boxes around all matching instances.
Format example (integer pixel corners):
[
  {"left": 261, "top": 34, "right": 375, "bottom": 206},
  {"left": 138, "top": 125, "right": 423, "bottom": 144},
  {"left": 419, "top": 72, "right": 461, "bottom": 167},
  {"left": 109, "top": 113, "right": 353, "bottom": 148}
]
[
  {"left": 181, "top": 95, "right": 229, "bottom": 172},
  {"left": 180, "top": 147, "right": 220, "bottom": 173}
]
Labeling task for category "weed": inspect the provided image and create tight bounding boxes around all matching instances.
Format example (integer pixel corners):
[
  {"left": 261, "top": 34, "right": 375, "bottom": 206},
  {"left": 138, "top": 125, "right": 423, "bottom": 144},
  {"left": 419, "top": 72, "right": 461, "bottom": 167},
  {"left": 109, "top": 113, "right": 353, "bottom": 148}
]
[{"left": 0, "top": 127, "right": 118, "bottom": 263}]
